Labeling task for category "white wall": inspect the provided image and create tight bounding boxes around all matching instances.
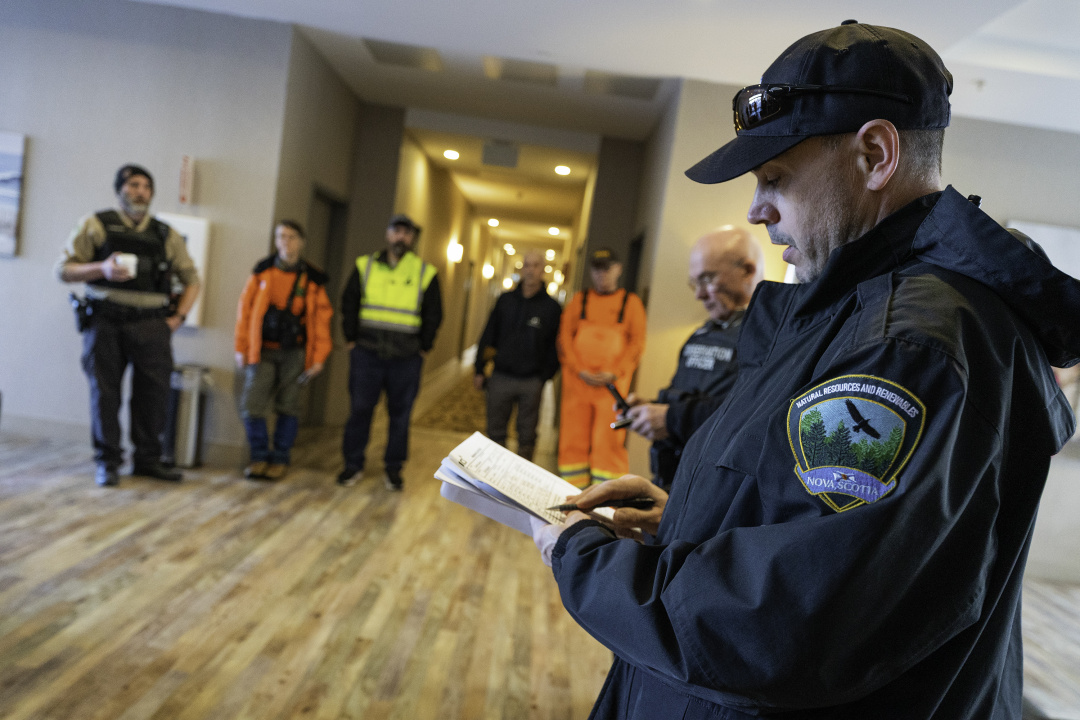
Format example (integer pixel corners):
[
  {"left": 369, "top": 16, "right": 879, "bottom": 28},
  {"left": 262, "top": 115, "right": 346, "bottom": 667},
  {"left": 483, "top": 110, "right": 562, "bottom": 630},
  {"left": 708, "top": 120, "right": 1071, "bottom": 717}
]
[{"left": 0, "top": 0, "right": 292, "bottom": 462}]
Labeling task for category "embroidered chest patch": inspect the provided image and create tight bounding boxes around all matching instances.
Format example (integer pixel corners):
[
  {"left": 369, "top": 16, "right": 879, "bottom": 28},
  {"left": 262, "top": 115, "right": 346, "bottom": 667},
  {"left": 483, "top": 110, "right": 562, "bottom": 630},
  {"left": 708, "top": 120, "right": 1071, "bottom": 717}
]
[{"left": 786, "top": 375, "right": 925, "bottom": 512}]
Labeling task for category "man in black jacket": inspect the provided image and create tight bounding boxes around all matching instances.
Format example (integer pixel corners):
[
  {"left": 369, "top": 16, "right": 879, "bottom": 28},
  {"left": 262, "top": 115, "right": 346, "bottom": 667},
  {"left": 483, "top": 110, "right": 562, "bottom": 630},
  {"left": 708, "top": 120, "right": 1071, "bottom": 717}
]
[
  {"left": 533, "top": 21, "right": 1080, "bottom": 719},
  {"left": 624, "top": 226, "right": 762, "bottom": 490},
  {"left": 473, "top": 250, "right": 561, "bottom": 461}
]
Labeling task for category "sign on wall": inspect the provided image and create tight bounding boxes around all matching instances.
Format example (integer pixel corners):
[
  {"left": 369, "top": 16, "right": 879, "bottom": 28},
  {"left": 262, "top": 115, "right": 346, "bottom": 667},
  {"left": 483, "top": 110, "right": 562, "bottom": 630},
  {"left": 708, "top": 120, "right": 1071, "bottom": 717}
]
[{"left": 0, "top": 132, "right": 26, "bottom": 258}]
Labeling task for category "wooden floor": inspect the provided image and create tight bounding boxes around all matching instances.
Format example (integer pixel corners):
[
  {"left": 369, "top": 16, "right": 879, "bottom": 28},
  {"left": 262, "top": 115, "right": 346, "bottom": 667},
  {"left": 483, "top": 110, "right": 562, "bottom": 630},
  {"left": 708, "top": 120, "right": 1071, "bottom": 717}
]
[
  {"left": 2, "top": 412, "right": 1078, "bottom": 718},
  {"left": 0, "top": 420, "right": 611, "bottom": 720}
]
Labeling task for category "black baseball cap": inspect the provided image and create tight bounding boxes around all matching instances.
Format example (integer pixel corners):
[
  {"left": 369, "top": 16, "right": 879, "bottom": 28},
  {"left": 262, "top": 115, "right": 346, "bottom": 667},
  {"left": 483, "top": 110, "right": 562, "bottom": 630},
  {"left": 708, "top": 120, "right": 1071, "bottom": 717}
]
[
  {"left": 686, "top": 21, "right": 953, "bottom": 185},
  {"left": 388, "top": 213, "right": 421, "bottom": 234},
  {"left": 589, "top": 247, "right": 619, "bottom": 269},
  {"left": 114, "top": 164, "right": 154, "bottom": 194}
]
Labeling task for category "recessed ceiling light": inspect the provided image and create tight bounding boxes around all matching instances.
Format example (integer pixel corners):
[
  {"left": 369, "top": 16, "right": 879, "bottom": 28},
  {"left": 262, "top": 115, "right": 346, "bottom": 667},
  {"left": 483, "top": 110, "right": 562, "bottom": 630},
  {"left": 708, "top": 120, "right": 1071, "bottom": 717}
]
[
  {"left": 544, "top": 265, "right": 553, "bottom": 273},
  {"left": 555, "top": 165, "right": 571, "bottom": 176},
  {"left": 545, "top": 249, "right": 556, "bottom": 261},
  {"left": 443, "top": 149, "right": 460, "bottom": 160},
  {"left": 548, "top": 227, "right": 560, "bottom": 236},
  {"left": 488, "top": 218, "right": 500, "bottom": 227}
]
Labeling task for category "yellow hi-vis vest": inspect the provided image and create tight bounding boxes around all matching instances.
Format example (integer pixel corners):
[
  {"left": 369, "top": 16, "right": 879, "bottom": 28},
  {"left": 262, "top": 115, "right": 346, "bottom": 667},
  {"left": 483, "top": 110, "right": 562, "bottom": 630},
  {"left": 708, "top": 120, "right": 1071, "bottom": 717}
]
[{"left": 357, "top": 251, "right": 436, "bottom": 333}]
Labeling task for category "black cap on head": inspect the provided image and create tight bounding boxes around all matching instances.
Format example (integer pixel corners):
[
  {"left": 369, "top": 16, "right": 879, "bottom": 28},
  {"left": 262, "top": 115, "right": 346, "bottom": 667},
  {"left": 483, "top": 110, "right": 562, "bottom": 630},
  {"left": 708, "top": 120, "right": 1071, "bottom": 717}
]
[
  {"left": 686, "top": 21, "right": 953, "bottom": 184},
  {"left": 589, "top": 247, "right": 619, "bottom": 269},
  {"left": 388, "top": 213, "right": 421, "bottom": 235},
  {"left": 114, "top": 164, "right": 154, "bottom": 194}
]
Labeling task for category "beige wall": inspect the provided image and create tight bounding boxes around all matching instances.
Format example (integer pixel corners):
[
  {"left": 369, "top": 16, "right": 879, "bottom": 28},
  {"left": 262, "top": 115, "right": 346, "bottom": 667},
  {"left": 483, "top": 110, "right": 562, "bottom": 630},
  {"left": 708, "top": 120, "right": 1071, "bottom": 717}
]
[
  {"left": 393, "top": 134, "right": 476, "bottom": 373},
  {"left": 273, "top": 30, "right": 359, "bottom": 228},
  {"left": 0, "top": 0, "right": 292, "bottom": 462}
]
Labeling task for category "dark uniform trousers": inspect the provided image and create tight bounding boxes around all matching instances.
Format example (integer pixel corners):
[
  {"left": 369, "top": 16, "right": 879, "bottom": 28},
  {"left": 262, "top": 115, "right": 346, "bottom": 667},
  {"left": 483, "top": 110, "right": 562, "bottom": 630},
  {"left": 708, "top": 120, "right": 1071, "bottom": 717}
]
[
  {"left": 485, "top": 372, "right": 544, "bottom": 460},
  {"left": 81, "top": 315, "right": 173, "bottom": 469},
  {"left": 342, "top": 346, "right": 423, "bottom": 473}
]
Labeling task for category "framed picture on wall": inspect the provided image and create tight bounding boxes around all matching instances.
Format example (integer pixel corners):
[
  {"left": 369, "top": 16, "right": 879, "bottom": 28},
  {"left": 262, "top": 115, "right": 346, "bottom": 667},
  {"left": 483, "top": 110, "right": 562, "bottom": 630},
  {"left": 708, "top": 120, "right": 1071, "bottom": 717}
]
[
  {"left": 156, "top": 212, "right": 210, "bottom": 327},
  {"left": 0, "top": 131, "right": 27, "bottom": 258}
]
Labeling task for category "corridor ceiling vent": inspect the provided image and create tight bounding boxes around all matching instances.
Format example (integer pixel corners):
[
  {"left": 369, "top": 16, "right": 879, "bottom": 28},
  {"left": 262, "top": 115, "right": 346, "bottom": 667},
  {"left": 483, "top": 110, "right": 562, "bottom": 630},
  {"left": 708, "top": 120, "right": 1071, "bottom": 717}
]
[
  {"left": 482, "top": 139, "right": 518, "bottom": 168},
  {"left": 363, "top": 38, "right": 443, "bottom": 72},
  {"left": 482, "top": 57, "right": 557, "bottom": 86},
  {"left": 583, "top": 70, "right": 661, "bottom": 101}
]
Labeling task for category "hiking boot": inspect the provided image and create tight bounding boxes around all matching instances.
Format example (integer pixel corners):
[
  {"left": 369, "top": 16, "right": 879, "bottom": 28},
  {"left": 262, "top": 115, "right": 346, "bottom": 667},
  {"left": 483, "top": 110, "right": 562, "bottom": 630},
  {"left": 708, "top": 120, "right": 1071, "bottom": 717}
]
[
  {"left": 384, "top": 468, "right": 403, "bottom": 491},
  {"left": 132, "top": 462, "right": 182, "bottom": 482},
  {"left": 263, "top": 463, "right": 288, "bottom": 481},
  {"left": 337, "top": 466, "right": 361, "bottom": 487},
  {"left": 244, "top": 461, "right": 269, "bottom": 479}
]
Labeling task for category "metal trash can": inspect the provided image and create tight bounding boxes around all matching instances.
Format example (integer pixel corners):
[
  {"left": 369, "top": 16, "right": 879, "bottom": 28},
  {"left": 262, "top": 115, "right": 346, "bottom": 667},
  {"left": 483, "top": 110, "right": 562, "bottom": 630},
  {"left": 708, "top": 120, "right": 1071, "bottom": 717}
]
[{"left": 162, "top": 364, "right": 209, "bottom": 468}]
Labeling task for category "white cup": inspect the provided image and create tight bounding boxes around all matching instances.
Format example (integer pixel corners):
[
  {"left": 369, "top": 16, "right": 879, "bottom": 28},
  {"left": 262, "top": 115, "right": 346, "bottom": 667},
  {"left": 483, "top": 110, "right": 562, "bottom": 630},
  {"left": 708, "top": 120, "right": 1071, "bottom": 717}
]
[{"left": 115, "top": 253, "right": 138, "bottom": 279}]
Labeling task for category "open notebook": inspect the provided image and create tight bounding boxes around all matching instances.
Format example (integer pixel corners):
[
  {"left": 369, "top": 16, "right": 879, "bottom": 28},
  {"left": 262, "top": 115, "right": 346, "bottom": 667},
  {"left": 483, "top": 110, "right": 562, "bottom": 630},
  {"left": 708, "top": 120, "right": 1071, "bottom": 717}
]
[{"left": 436, "top": 432, "right": 615, "bottom": 536}]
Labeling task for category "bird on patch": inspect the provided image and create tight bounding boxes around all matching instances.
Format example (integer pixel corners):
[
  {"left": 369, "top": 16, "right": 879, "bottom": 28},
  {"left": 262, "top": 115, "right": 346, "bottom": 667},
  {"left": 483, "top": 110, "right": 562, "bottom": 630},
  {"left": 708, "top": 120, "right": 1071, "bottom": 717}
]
[{"left": 845, "top": 399, "right": 881, "bottom": 439}]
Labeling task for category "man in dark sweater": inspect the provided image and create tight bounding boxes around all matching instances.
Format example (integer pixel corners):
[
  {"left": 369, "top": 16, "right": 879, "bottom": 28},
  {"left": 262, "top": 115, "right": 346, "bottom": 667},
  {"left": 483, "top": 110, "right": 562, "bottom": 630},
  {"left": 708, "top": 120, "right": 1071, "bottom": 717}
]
[{"left": 473, "top": 250, "right": 561, "bottom": 460}]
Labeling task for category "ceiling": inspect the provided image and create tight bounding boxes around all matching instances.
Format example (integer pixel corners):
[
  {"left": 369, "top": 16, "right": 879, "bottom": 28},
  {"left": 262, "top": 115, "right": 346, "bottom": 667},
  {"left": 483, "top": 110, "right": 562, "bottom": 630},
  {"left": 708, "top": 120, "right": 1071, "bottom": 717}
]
[{"left": 133, "top": 0, "right": 1080, "bottom": 250}]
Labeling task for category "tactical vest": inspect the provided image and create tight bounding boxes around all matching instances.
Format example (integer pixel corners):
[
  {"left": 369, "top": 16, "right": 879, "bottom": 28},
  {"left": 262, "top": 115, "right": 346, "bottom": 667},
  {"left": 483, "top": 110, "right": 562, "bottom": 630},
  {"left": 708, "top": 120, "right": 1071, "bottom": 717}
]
[
  {"left": 357, "top": 252, "right": 436, "bottom": 333},
  {"left": 89, "top": 210, "right": 173, "bottom": 295}
]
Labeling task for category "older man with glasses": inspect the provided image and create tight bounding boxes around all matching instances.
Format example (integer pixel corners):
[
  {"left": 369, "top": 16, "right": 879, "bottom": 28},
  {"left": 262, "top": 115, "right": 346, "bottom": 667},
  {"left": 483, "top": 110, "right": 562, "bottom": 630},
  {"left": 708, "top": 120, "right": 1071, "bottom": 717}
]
[
  {"left": 623, "top": 226, "right": 762, "bottom": 490},
  {"left": 531, "top": 20, "right": 1080, "bottom": 719}
]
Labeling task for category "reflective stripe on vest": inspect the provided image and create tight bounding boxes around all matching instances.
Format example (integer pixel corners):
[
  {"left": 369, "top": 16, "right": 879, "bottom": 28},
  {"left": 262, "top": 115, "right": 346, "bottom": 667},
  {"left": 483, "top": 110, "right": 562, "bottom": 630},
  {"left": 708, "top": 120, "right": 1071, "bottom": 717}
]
[{"left": 357, "top": 252, "right": 436, "bottom": 333}]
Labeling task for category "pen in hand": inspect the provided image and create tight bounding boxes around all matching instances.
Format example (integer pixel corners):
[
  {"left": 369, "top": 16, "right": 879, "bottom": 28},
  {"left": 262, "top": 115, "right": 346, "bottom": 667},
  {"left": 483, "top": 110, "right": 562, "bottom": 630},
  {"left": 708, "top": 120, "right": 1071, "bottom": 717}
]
[{"left": 547, "top": 496, "right": 655, "bottom": 512}]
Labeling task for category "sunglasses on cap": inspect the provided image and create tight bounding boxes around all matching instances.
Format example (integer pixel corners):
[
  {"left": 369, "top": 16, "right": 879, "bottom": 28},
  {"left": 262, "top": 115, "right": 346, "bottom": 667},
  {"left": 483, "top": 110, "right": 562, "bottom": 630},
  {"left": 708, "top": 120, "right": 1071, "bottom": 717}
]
[{"left": 732, "top": 84, "right": 912, "bottom": 132}]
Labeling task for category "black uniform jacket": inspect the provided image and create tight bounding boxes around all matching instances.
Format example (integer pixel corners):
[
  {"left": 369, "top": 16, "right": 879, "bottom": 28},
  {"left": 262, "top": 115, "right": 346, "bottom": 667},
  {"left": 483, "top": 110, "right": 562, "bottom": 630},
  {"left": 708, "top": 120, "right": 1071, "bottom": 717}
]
[
  {"left": 552, "top": 188, "right": 1080, "bottom": 719},
  {"left": 660, "top": 315, "right": 744, "bottom": 444},
  {"left": 474, "top": 285, "right": 562, "bottom": 381}
]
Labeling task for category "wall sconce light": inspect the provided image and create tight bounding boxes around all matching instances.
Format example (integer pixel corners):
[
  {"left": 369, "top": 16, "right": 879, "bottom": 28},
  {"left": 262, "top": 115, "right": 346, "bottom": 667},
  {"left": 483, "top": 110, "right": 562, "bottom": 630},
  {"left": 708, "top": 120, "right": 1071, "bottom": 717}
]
[
  {"left": 447, "top": 241, "right": 463, "bottom": 263},
  {"left": 502, "top": 277, "right": 514, "bottom": 290},
  {"left": 482, "top": 263, "right": 495, "bottom": 279}
]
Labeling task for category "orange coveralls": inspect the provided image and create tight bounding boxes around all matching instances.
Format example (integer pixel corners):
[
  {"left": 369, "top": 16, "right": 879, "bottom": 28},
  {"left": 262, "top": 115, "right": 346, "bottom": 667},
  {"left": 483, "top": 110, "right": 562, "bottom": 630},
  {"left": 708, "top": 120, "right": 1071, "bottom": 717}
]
[{"left": 557, "top": 288, "right": 647, "bottom": 487}]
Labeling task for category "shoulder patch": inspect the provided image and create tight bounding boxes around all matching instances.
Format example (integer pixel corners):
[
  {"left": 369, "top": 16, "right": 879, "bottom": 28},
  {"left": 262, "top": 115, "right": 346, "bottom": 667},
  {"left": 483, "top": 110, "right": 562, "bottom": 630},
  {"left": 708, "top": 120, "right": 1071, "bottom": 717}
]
[{"left": 786, "top": 374, "right": 925, "bottom": 512}]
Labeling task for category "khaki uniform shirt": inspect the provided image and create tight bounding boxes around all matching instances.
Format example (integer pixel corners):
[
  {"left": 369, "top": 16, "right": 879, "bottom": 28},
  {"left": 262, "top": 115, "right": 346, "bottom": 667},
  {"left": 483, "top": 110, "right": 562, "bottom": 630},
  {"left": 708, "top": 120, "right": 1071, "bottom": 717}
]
[{"left": 56, "top": 209, "right": 200, "bottom": 308}]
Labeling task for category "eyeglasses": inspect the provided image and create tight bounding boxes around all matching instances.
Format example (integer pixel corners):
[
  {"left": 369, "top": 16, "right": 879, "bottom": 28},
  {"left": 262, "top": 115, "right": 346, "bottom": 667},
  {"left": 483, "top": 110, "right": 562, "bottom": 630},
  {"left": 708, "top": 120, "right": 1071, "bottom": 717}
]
[
  {"left": 732, "top": 84, "right": 912, "bottom": 132},
  {"left": 688, "top": 273, "right": 721, "bottom": 293}
]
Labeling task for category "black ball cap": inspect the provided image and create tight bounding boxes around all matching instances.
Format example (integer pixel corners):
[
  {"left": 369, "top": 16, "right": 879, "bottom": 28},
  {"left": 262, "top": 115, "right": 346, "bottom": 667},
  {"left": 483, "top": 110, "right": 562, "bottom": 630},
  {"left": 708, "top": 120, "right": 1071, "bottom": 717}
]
[{"left": 686, "top": 22, "right": 953, "bottom": 184}]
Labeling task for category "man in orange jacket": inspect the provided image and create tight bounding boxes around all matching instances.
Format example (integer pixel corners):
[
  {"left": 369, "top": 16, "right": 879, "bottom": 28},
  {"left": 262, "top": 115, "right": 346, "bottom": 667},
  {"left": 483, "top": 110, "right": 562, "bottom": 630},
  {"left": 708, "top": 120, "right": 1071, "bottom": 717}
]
[
  {"left": 557, "top": 248, "right": 646, "bottom": 488},
  {"left": 235, "top": 220, "right": 333, "bottom": 480}
]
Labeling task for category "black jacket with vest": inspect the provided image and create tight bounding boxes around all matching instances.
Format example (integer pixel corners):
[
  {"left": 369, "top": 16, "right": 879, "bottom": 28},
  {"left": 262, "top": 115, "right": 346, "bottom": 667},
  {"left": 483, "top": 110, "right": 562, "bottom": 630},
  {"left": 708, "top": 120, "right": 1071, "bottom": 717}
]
[{"left": 340, "top": 249, "right": 443, "bottom": 359}]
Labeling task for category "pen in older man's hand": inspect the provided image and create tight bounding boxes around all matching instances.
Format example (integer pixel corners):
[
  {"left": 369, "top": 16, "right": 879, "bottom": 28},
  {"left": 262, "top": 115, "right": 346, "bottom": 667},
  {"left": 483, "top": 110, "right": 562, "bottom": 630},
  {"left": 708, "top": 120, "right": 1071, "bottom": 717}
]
[{"left": 547, "top": 496, "right": 655, "bottom": 512}]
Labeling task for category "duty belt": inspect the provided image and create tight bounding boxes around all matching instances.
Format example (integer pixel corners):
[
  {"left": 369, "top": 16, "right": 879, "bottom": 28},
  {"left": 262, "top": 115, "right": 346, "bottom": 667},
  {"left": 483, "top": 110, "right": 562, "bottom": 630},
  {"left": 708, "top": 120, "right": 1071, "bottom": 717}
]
[{"left": 90, "top": 299, "right": 171, "bottom": 322}]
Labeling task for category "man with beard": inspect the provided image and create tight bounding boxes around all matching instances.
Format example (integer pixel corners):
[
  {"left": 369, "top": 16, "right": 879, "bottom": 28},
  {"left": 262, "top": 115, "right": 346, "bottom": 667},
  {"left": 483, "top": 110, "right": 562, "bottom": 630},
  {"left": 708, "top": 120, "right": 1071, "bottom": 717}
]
[
  {"left": 623, "top": 226, "right": 762, "bottom": 491},
  {"left": 57, "top": 164, "right": 201, "bottom": 487},
  {"left": 338, "top": 214, "right": 442, "bottom": 490},
  {"left": 531, "top": 21, "right": 1080, "bottom": 719}
]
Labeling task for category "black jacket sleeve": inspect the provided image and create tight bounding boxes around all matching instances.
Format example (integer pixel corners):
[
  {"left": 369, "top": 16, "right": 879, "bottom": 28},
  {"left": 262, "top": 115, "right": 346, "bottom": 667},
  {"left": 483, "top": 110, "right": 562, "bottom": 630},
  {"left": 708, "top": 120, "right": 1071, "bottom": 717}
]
[
  {"left": 419, "top": 274, "right": 443, "bottom": 353},
  {"left": 340, "top": 266, "right": 362, "bottom": 343}
]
